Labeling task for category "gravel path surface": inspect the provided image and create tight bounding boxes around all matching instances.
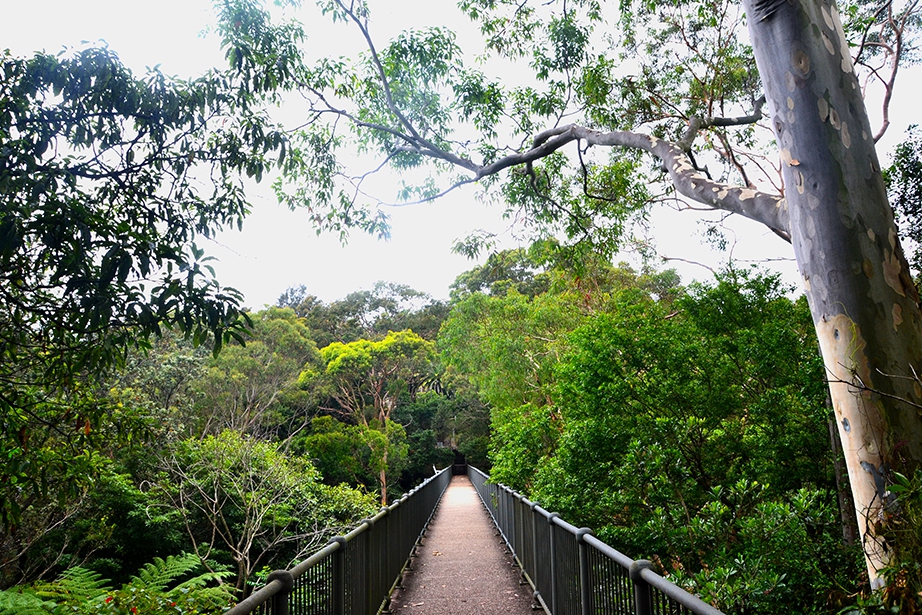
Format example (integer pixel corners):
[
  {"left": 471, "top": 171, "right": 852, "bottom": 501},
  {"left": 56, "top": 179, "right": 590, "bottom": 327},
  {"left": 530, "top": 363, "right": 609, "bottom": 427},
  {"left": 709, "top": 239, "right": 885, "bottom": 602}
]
[{"left": 389, "top": 475, "right": 536, "bottom": 615}]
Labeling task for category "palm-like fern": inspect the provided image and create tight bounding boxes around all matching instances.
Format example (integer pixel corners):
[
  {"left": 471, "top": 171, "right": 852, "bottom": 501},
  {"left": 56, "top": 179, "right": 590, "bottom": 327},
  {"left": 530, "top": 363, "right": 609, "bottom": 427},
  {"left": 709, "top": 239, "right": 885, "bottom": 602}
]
[
  {"left": 0, "top": 589, "right": 56, "bottom": 615},
  {"left": 0, "top": 553, "right": 234, "bottom": 614},
  {"left": 32, "top": 566, "right": 109, "bottom": 603},
  {"left": 131, "top": 552, "right": 234, "bottom": 607},
  {"left": 130, "top": 553, "right": 211, "bottom": 592},
  {"left": 0, "top": 567, "right": 109, "bottom": 615}
]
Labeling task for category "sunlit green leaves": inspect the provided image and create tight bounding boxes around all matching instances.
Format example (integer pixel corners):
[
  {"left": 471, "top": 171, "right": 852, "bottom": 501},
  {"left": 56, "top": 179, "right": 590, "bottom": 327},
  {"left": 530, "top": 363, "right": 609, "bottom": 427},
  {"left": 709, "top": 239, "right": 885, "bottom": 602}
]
[
  {"left": 319, "top": 330, "right": 435, "bottom": 398},
  {"left": 306, "top": 330, "right": 433, "bottom": 502}
]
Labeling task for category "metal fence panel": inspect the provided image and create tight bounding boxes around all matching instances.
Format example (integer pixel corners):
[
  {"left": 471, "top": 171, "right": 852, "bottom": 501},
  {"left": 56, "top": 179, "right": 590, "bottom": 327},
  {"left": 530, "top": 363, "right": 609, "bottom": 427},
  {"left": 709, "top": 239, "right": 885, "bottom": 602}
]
[
  {"left": 226, "top": 467, "right": 451, "bottom": 615},
  {"left": 587, "top": 543, "right": 632, "bottom": 615},
  {"left": 466, "top": 466, "right": 725, "bottom": 615},
  {"left": 533, "top": 512, "right": 553, "bottom": 612},
  {"left": 552, "top": 519, "right": 581, "bottom": 615}
]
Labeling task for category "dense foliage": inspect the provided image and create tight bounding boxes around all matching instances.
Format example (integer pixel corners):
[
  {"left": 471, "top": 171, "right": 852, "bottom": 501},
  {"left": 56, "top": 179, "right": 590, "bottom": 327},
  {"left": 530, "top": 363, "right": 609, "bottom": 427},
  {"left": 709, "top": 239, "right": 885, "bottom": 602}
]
[
  {"left": 0, "top": 553, "right": 235, "bottom": 615},
  {"left": 442, "top": 249, "right": 866, "bottom": 614},
  {"left": 0, "top": 44, "right": 284, "bottom": 532},
  {"left": 0, "top": 286, "right": 476, "bottom": 599},
  {"left": 6, "top": 0, "right": 922, "bottom": 610},
  {"left": 538, "top": 272, "right": 851, "bottom": 613}
]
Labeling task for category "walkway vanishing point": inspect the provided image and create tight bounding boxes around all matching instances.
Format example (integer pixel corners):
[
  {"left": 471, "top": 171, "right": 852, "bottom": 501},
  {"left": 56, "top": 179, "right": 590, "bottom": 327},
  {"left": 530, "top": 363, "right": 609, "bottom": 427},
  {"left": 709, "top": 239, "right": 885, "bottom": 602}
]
[
  {"left": 229, "top": 466, "right": 724, "bottom": 615},
  {"left": 389, "top": 475, "right": 536, "bottom": 615}
]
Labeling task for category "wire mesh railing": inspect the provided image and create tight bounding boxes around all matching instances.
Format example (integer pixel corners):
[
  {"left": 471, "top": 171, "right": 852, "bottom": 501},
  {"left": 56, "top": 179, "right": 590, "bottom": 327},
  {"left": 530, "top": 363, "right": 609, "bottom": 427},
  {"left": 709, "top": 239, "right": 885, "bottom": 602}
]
[
  {"left": 226, "top": 466, "right": 452, "bottom": 615},
  {"left": 467, "top": 466, "right": 724, "bottom": 615}
]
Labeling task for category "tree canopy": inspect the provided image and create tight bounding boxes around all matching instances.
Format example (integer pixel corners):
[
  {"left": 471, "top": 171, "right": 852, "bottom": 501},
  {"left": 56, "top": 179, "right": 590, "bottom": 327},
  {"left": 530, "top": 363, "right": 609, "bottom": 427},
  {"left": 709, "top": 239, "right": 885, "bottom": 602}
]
[
  {"left": 6, "top": 0, "right": 922, "bottom": 604},
  {"left": 0, "top": 40, "right": 285, "bottom": 529},
  {"left": 206, "top": 0, "right": 922, "bottom": 587}
]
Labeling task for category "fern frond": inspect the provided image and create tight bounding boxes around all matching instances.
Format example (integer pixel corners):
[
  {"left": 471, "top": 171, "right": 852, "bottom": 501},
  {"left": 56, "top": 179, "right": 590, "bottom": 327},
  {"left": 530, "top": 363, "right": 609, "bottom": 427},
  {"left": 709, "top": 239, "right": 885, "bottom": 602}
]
[
  {"left": 32, "top": 567, "right": 109, "bottom": 603},
  {"left": 172, "top": 568, "right": 234, "bottom": 591},
  {"left": 130, "top": 552, "right": 202, "bottom": 592},
  {"left": 0, "top": 587, "right": 56, "bottom": 615}
]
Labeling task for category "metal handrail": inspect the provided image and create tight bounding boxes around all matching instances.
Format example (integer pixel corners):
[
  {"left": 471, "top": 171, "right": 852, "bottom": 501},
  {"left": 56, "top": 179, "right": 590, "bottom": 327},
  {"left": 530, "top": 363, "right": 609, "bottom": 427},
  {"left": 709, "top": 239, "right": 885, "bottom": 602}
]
[
  {"left": 225, "top": 466, "right": 452, "bottom": 615},
  {"left": 467, "top": 465, "right": 725, "bottom": 615}
]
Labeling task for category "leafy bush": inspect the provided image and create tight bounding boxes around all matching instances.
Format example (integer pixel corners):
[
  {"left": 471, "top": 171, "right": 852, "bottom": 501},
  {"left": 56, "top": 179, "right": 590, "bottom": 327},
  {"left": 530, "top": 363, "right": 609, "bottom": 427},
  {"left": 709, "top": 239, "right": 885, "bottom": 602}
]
[
  {"left": 154, "top": 430, "right": 376, "bottom": 593},
  {"left": 491, "top": 269, "right": 865, "bottom": 613},
  {"left": 841, "top": 470, "right": 922, "bottom": 614}
]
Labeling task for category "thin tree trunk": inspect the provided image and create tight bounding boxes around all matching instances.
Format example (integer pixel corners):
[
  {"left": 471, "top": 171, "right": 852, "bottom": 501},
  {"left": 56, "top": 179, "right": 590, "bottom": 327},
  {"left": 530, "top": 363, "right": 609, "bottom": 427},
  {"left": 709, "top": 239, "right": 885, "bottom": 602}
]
[
  {"left": 744, "top": 0, "right": 922, "bottom": 588},
  {"left": 380, "top": 424, "right": 389, "bottom": 506},
  {"left": 236, "top": 559, "right": 248, "bottom": 599}
]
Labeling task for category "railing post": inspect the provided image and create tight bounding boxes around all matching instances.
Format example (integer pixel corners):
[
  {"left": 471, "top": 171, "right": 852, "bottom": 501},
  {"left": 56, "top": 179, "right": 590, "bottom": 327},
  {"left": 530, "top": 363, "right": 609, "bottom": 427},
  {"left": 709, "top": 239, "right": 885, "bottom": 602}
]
[
  {"left": 329, "top": 536, "right": 347, "bottom": 615},
  {"left": 267, "top": 570, "right": 293, "bottom": 615},
  {"left": 547, "top": 513, "right": 560, "bottom": 615},
  {"left": 575, "top": 528, "right": 593, "bottom": 615},
  {"left": 529, "top": 502, "right": 539, "bottom": 583},
  {"left": 360, "top": 517, "right": 375, "bottom": 615},
  {"left": 629, "top": 559, "right": 654, "bottom": 615},
  {"left": 378, "top": 507, "right": 392, "bottom": 614}
]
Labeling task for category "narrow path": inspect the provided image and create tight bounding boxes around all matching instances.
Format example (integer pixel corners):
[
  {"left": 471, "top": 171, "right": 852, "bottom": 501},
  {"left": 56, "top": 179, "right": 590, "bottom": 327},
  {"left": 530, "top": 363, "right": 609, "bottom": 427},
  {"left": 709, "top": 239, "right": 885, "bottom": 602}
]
[{"left": 389, "top": 475, "right": 536, "bottom": 615}]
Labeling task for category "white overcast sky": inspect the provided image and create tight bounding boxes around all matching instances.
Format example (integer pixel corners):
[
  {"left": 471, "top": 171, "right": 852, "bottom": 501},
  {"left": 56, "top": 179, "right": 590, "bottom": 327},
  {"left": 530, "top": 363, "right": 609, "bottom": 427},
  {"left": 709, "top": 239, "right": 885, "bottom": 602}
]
[{"left": 2, "top": 0, "right": 916, "bottom": 307}]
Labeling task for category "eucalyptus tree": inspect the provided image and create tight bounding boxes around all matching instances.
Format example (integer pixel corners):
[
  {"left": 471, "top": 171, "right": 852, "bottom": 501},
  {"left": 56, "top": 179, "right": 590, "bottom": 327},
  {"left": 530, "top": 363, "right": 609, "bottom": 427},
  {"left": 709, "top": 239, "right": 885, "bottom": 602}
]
[
  {"left": 302, "top": 330, "right": 434, "bottom": 502},
  {"left": 214, "top": 0, "right": 922, "bottom": 585},
  {"left": 194, "top": 307, "right": 320, "bottom": 438}
]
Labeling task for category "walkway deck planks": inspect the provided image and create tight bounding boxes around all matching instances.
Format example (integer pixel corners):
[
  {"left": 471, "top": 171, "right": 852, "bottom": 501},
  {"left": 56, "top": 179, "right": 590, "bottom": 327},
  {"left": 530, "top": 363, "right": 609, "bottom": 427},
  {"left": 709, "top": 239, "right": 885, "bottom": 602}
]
[{"left": 389, "top": 475, "right": 536, "bottom": 615}]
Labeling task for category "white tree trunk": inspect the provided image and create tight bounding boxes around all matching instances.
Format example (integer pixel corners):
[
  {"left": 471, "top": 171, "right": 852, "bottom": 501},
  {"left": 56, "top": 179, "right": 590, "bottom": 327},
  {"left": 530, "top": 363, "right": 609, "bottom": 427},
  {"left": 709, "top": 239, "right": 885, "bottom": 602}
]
[{"left": 743, "top": 0, "right": 922, "bottom": 588}]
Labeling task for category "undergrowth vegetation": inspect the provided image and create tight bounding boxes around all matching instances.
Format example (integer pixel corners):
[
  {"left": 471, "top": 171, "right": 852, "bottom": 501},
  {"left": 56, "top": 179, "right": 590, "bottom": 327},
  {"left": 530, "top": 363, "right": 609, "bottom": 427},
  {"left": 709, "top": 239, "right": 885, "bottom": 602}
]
[{"left": 0, "top": 553, "right": 234, "bottom": 615}]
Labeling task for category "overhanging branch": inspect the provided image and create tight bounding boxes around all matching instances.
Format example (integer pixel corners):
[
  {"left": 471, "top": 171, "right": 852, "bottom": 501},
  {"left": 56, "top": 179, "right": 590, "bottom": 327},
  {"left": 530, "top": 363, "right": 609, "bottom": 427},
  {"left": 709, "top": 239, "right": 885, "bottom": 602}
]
[
  {"left": 469, "top": 124, "right": 790, "bottom": 240},
  {"left": 298, "top": 73, "right": 788, "bottom": 238}
]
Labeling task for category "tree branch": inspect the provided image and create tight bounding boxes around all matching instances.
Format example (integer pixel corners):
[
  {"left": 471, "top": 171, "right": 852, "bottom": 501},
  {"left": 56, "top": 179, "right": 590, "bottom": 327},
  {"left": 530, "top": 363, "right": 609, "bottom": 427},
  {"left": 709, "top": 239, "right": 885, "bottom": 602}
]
[
  {"left": 677, "top": 95, "right": 767, "bottom": 152},
  {"left": 472, "top": 124, "right": 789, "bottom": 240}
]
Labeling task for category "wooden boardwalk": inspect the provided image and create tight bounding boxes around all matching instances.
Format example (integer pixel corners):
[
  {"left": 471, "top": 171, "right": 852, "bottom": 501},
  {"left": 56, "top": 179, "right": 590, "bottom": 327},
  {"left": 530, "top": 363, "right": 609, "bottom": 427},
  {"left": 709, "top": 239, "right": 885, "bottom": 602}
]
[{"left": 389, "top": 475, "right": 537, "bottom": 615}]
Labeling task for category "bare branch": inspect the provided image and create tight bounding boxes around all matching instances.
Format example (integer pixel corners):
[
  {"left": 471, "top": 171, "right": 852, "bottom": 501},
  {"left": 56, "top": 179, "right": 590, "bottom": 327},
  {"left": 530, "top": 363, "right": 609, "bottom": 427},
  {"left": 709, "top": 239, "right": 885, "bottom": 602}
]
[
  {"left": 677, "top": 96, "right": 767, "bottom": 152},
  {"left": 472, "top": 125, "right": 789, "bottom": 239},
  {"left": 661, "top": 256, "right": 717, "bottom": 273},
  {"left": 873, "top": 0, "right": 921, "bottom": 142}
]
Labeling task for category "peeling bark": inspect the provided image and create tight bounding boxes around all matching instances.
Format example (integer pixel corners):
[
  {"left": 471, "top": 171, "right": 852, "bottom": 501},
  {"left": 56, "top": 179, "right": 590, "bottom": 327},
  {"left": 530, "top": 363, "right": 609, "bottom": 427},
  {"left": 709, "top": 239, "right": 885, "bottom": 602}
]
[{"left": 743, "top": 0, "right": 922, "bottom": 588}]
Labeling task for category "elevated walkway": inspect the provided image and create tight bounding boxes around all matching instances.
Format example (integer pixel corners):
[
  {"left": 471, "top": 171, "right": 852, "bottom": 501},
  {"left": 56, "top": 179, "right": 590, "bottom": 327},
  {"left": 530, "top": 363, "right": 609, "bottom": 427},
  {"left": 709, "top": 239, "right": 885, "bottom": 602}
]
[
  {"left": 389, "top": 475, "right": 536, "bottom": 615},
  {"left": 229, "top": 467, "right": 723, "bottom": 615}
]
